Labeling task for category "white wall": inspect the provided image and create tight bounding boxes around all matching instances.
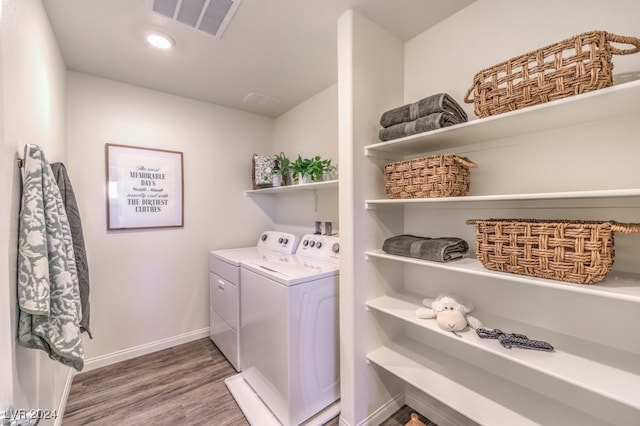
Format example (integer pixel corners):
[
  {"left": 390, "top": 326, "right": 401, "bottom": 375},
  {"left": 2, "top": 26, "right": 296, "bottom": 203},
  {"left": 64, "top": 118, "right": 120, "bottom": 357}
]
[
  {"left": 66, "top": 72, "right": 275, "bottom": 368},
  {"left": 273, "top": 84, "right": 339, "bottom": 236},
  {"left": 0, "top": 0, "right": 70, "bottom": 422}
]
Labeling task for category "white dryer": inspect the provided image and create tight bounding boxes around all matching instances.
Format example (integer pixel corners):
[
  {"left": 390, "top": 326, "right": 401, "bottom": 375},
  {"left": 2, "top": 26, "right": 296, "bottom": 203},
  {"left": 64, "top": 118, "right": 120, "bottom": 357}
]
[
  {"left": 209, "top": 231, "right": 299, "bottom": 371},
  {"left": 234, "top": 234, "right": 340, "bottom": 426}
]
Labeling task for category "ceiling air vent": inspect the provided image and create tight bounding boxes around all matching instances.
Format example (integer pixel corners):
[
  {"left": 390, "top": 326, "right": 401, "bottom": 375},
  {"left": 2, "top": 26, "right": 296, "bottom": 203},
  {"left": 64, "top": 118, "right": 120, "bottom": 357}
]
[{"left": 148, "top": 0, "right": 242, "bottom": 39}]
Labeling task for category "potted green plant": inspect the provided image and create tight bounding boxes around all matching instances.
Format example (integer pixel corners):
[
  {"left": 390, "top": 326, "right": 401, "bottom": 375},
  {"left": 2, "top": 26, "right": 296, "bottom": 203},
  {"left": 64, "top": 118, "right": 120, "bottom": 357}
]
[
  {"left": 274, "top": 153, "right": 292, "bottom": 185},
  {"left": 291, "top": 155, "right": 337, "bottom": 184},
  {"left": 321, "top": 158, "right": 337, "bottom": 181},
  {"left": 310, "top": 157, "right": 337, "bottom": 181},
  {"left": 291, "top": 155, "right": 312, "bottom": 184},
  {"left": 305, "top": 156, "right": 327, "bottom": 182}
]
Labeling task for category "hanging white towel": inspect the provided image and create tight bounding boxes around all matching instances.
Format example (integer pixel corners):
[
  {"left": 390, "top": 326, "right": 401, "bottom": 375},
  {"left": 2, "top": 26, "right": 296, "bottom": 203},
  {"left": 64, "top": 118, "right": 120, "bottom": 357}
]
[{"left": 17, "top": 144, "right": 84, "bottom": 371}]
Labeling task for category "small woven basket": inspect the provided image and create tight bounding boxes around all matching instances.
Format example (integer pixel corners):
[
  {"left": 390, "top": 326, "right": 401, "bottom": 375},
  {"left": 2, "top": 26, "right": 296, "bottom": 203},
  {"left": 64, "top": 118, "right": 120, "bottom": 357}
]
[
  {"left": 464, "top": 31, "right": 640, "bottom": 118},
  {"left": 384, "top": 154, "right": 477, "bottom": 199},
  {"left": 466, "top": 218, "right": 640, "bottom": 284}
]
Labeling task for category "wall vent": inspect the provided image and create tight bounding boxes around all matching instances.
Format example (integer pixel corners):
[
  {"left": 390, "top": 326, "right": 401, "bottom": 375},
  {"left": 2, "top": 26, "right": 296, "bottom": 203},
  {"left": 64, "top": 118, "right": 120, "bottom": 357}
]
[{"left": 148, "top": 0, "right": 242, "bottom": 39}]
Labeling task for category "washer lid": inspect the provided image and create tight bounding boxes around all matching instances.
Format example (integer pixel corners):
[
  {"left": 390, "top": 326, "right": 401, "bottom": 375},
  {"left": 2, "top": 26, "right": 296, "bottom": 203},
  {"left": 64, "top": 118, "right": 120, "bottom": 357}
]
[
  {"left": 242, "top": 255, "right": 339, "bottom": 285},
  {"left": 210, "top": 247, "right": 275, "bottom": 266}
]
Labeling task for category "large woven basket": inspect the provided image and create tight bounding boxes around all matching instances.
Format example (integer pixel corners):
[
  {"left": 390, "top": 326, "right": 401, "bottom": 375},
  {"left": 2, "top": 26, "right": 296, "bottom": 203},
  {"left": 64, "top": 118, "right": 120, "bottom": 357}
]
[
  {"left": 464, "top": 31, "right": 640, "bottom": 118},
  {"left": 384, "top": 154, "right": 477, "bottom": 199},
  {"left": 466, "top": 218, "right": 640, "bottom": 284}
]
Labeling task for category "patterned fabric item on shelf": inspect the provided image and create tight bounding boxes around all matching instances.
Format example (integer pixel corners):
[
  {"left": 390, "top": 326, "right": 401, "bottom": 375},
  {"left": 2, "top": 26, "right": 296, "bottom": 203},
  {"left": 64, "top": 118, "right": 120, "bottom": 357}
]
[
  {"left": 476, "top": 328, "right": 554, "bottom": 352},
  {"left": 384, "top": 154, "right": 477, "bottom": 199},
  {"left": 466, "top": 218, "right": 640, "bottom": 284},
  {"left": 252, "top": 153, "right": 277, "bottom": 189},
  {"left": 464, "top": 31, "right": 640, "bottom": 118}
]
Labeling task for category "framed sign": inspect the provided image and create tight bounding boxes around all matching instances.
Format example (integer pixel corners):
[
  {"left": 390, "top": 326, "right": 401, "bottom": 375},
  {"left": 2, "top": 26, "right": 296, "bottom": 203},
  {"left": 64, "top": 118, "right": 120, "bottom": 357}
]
[{"left": 106, "top": 143, "right": 184, "bottom": 230}]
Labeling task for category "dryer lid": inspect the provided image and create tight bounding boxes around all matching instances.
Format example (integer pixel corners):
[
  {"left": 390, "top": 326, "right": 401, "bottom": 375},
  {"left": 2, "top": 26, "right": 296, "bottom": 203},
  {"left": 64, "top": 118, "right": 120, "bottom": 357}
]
[{"left": 243, "top": 255, "right": 338, "bottom": 285}]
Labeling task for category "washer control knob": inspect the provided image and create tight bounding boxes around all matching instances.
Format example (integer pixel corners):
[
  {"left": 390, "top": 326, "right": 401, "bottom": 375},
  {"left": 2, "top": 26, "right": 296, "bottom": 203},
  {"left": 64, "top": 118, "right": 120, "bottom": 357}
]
[
  {"left": 316, "top": 242, "right": 323, "bottom": 249},
  {"left": 278, "top": 237, "right": 284, "bottom": 244},
  {"left": 283, "top": 238, "right": 289, "bottom": 245},
  {"left": 303, "top": 240, "right": 309, "bottom": 247},
  {"left": 309, "top": 241, "right": 316, "bottom": 248},
  {"left": 332, "top": 243, "right": 340, "bottom": 253},
  {"left": 261, "top": 234, "right": 268, "bottom": 241}
]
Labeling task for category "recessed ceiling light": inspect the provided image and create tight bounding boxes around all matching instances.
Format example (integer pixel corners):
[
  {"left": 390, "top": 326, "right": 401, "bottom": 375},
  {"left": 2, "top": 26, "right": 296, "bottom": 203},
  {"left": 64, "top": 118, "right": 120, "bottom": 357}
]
[{"left": 146, "top": 31, "right": 175, "bottom": 50}]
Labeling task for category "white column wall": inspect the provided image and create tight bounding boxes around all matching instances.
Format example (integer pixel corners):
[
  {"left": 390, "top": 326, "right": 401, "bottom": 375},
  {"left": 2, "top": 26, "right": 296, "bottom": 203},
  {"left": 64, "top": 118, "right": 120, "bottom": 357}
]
[{"left": 337, "top": 10, "right": 407, "bottom": 426}]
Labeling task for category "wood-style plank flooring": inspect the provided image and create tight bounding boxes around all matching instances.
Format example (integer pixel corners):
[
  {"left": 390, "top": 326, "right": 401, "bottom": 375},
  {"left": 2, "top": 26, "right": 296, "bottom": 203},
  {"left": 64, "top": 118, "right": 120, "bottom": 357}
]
[
  {"left": 62, "top": 338, "right": 436, "bottom": 425},
  {"left": 63, "top": 338, "right": 247, "bottom": 425}
]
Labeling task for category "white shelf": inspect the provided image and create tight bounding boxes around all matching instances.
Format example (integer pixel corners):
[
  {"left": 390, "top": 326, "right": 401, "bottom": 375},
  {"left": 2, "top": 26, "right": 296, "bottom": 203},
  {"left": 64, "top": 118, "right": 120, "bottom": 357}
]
[
  {"left": 366, "top": 188, "right": 640, "bottom": 209},
  {"left": 366, "top": 294, "right": 640, "bottom": 414},
  {"left": 365, "top": 250, "right": 640, "bottom": 303},
  {"left": 365, "top": 79, "right": 640, "bottom": 158},
  {"left": 367, "top": 341, "right": 608, "bottom": 426},
  {"left": 245, "top": 179, "right": 338, "bottom": 195}
]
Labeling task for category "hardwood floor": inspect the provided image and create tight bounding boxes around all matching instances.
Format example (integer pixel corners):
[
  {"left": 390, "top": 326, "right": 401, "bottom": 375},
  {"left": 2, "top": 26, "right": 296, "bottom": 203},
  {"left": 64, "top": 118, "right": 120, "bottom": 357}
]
[
  {"left": 63, "top": 338, "right": 248, "bottom": 425},
  {"left": 63, "top": 338, "right": 436, "bottom": 425}
]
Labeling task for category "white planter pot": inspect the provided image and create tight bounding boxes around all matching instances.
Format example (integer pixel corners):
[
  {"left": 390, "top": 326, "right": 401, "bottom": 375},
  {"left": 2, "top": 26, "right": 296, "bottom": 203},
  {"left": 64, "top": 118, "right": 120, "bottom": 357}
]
[{"left": 298, "top": 173, "right": 313, "bottom": 184}]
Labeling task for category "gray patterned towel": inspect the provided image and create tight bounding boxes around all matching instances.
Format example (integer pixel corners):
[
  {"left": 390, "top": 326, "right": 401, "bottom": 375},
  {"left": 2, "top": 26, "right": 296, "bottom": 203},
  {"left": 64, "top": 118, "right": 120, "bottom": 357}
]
[
  {"left": 18, "top": 144, "right": 84, "bottom": 371},
  {"left": 382, "top": 234, "right": 469, "bottom": 262},
  {"left": 52, "top": 162, "right": 92, "bottom": 338},
  {"left": 379, "top": 93, "right": 468, "bottom": 128},
  {"left": 378, "top": 112, "right": 465, "bottom": 142}
]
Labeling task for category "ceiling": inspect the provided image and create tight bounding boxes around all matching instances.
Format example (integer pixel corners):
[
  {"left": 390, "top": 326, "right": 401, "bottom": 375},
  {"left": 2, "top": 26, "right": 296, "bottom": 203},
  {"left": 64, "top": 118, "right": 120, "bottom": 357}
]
[{"left": 42, "top": 0, "right": 474, "bottom": 117}]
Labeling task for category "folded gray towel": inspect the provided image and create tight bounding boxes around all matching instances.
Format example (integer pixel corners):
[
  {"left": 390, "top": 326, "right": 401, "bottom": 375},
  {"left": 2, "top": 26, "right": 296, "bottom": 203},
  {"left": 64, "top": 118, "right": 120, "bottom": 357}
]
[
  {"left": 382, "top": 234, "right": 469, "bottom": 262},
  {"left": 380, "top": 93, "right": 468, "bottom": 128},
  {"left": 52, "top": 162, "right": 92, "bottom": 339},
  {"left": 378, "top": 112, "right": 465, "bottom": 142}
]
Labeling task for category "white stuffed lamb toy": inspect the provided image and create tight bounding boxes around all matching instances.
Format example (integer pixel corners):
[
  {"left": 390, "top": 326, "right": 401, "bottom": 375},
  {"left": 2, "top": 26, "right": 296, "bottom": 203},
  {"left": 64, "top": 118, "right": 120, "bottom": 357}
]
[{"left": 416, "top": 293, "right": 482, "bottom": 332}]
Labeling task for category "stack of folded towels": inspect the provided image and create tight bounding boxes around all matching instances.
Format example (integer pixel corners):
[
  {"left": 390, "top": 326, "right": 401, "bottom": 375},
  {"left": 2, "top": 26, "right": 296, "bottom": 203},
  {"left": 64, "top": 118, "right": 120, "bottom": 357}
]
[
  {"left": 382, "top": 234, "right": 469, "bottom": 263},
  {"left": 378, "top": 93, "right": 468, "bottom": 141}
]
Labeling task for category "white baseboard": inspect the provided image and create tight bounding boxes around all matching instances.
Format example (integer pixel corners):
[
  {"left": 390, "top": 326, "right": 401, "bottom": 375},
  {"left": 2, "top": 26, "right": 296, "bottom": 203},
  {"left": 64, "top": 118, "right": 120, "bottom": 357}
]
[
  {"left": 54, "top": 368, "right": 75, "bottom": 426},
  {"left": 349, "top": 391, "right": 404, "bottom": 426},
  {"left": 83, "top": 327, "right": 210, "bottom": 372}
]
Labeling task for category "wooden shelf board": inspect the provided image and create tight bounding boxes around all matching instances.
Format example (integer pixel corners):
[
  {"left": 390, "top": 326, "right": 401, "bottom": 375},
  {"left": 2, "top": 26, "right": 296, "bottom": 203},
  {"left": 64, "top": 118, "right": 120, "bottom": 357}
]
[
  {"left": 365, "top": 80, "right": 640, "bottom": 157},
  {"left": 365, "top": 250, "right": 640, "bottom": 303},
  {"left": 366, "top": 188, "right": 640, "bottom": 209},
  {"left": 245, "top": 179, "right": 338, "bottom": 195}
]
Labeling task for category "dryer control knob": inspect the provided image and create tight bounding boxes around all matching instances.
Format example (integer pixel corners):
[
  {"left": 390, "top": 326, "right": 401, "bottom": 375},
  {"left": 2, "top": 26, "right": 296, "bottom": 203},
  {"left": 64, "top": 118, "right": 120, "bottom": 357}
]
[
  {"left": 261, "top": 234, "right": 268, "bottom": 241},
  {"left": 283, "top": 238, "right": 289, "bottom": 245},
  {"left": 303, "top": 240, "right": 309, "bottom": 247},
  {"left": 309, "top": 241, "right": 316, "bottom": 247},
  {"left": 332, "top": 243, "right": 340, "bottom": 253},
  {"left": 316, "top": 242, "right": 323, "bottom": 249},
  {"left": 278, "top": 237, "right": 284, "bottom": 244}
]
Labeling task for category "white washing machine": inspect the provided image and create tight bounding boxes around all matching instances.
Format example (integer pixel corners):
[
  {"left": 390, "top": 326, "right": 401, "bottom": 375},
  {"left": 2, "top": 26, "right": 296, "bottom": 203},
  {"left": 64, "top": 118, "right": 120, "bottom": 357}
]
[
  {"left": 209, "top": 231, "right": 299, "bottom": 372},
  {"left": 232, "top": 234, "right": 340, "bottom": 426}
]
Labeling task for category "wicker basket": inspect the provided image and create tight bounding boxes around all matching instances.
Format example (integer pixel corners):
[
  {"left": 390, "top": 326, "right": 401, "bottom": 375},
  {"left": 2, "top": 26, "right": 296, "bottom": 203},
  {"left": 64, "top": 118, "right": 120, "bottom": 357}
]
[
  {"left": 464, "top": 31, "right": 640, "bottom": 118},
  {"left": 466, "top": 218, "right": 640, "bottom": 284},
  {"left": 384, "top": 154, "right": 477, "bottom": 199}
]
